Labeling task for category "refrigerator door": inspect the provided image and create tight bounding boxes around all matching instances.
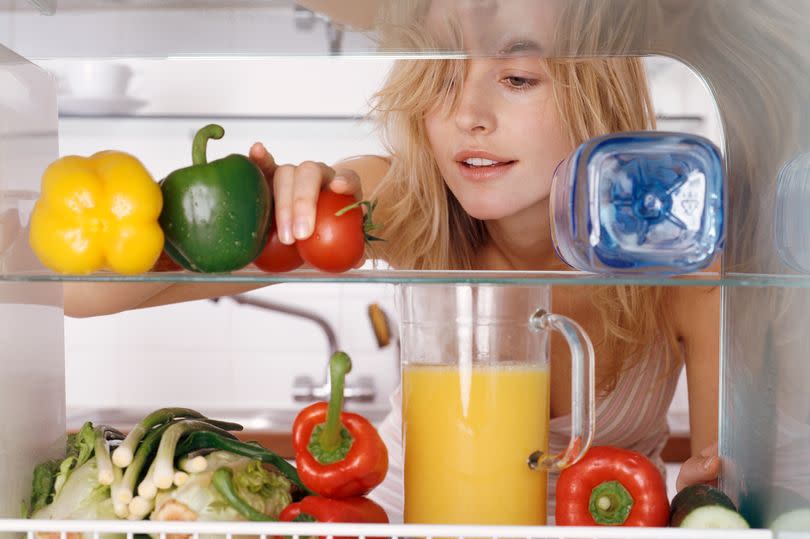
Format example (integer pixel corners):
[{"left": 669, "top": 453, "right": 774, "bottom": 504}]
[{"left": 0, "top": 45, "right": 65, "bottom": 519}]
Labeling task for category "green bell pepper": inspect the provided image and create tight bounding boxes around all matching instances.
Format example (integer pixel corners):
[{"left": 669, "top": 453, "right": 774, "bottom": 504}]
[{"left": 159, "top": 124, "right": 272, "bottom": 273}]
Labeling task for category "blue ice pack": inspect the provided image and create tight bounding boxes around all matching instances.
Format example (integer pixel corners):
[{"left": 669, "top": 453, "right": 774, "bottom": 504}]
[{"left": 550, "top": 132, "right": 725, "bottom": 274}]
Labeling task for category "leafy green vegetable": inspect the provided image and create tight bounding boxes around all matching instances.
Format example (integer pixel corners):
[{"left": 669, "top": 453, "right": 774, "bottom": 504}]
[
  {"left": 151, "top": 451, "right": 291, "bottom": 525},
  {"left": 27, "top": 421, "right": 98, "bottom": 518},
  {"left": 211, "top": 468, "right": 275, "bottom": 522},
  {"left": 233, "top": 460, "right": 292, "bottom": 518},
  {"left": 28, "top": 460, "right": 60, "bottom": 516},
  {"left": 32, "top": 457, "right": 125, "bottom": 539},
  {"left": 27, "top": 410, "right": 291, "bottom": 533},
  {"left": 53, "top": 422, "right": 97, "bottom": 497}
]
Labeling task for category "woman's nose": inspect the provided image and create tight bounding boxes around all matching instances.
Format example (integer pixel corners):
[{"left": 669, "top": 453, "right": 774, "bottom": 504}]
[{"left": 454, "top": 84, "right": 496, "bottom": 134}]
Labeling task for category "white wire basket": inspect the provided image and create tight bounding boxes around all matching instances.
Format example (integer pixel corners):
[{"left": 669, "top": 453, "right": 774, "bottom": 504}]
[{"left": 0, "top": 519, "right": 777, "bottom": 539}]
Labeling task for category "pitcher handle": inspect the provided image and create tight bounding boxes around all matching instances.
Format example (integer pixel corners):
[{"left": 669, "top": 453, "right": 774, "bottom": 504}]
[{"left": 527, "top": 309, "right": 595, "bottom": 471}]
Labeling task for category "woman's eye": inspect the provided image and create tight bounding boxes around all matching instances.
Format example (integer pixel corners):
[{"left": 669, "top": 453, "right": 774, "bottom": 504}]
[{"left": 504, "top": 76, "right": 538, "bottom": 89}]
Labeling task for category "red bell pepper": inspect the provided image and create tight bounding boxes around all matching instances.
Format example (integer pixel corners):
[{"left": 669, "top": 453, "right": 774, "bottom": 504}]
[
  {"left": 556, "top": 445, "right": 670, "bottom": 526},
  {"left": 278, "top": 496, "right": 388, "bottom": 539},
  {"left": 292, "top": 352, "right": 388, "bottom": 498}
]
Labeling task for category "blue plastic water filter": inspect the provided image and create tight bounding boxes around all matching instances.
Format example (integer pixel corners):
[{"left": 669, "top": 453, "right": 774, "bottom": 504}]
[{"left": 550, "top": 131, "right": 725, "bottom": 274}]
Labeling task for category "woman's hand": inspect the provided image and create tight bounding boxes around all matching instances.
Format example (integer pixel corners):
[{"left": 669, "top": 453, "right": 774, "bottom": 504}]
[
  {"left": 676, "top": 441, "right": 720, "bottom": 491},
  {"left": 248, "top": 142, "right": 364, "bottom": 245}
]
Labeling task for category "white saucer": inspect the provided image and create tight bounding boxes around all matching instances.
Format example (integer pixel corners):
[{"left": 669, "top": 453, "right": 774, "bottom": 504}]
[{"left": 58, "top": 95, "right": 148, "bottom": 116}]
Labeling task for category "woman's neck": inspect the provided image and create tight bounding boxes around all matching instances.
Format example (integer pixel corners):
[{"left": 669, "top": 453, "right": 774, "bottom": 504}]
[{"left": 480, "top": 200, "right": 567, "bottom": 271}]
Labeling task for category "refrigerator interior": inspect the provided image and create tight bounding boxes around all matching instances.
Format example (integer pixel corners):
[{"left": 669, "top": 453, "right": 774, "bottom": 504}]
[{"left": 1, "top": 1, "right": 809, "bottom": 538}]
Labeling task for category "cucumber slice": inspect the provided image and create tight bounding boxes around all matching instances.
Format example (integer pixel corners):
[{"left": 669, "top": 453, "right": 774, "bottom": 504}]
[
  {"left": 678, "top": 505, "right": 751, "bottom": 529},
  {"left": 670, "top": 485, "right": 749, "bottom": 528},
  {"left": 770, "top": 508, "right": 810, "bottom": 531}
]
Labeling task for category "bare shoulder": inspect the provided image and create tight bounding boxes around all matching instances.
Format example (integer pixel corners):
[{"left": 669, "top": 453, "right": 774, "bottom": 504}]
[
  {"left": 667, "top": 284, "right": 720, "bottom": 340},
  {"left": 333, "top": 154, "right": 391, "bottom": 196}
]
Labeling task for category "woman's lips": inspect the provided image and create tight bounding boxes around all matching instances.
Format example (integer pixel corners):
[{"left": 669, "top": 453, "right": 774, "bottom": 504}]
[{"left": 455, "top": 160, "right": 517, "bottom": 181}]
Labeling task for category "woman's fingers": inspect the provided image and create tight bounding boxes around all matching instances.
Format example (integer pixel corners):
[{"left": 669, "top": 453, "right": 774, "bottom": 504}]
[
  {"left": 292, "top": 161, "right": 336, "bottom": 240},
  {"left": 700, "top": 441, "right": 719, "bottom": 458},
  {"left": 329, "top": 168, "right": 364, "bottom": 199},
  {"left": 249, "top": 142, "right": 277, "bottom": 180},
  {"left": 273, "top": 165, "right": 297, "bottom": 245},
  {"left": 676, "top": 452, "right": 720, "bottom": 491},
  {"left": 270, "top": 159, "right": 338, "bottom": 245},
  {"left": 250, "top": 143, "right": 365, "bottom": 246}
]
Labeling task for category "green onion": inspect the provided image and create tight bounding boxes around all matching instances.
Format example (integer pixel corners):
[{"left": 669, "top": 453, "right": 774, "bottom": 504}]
[
  {"left": 175, "top": 431, "right": 312, "bottom": 495},
  {"left": 113, "top": 501, "right": 130, "bottom": 519},
  {"left": 136, "top": 456, "right": 159, "bottom": 499},
  {"left": 153, "top": 420, "right": 238, "bottom": 490},
  {"left": 116, "top": 421, "right": 175, "bottom": 505},
  {"left": 128, "top": 495, "right": 154, "bottom": 520},
  {"left": 112, "top": 466, "right": 129, "bottom": 518},
  {"left": 173, "top": 471, "right": 189, "bottom": 487},
  {"left": 112, "top": 408, "right": 243, "bottom": 468},
  {"left": 178, "top": 455, "right": 207, "bottom": 474},
  {"left": 94, "top": 425, "right": 117, "bottom": 486}
]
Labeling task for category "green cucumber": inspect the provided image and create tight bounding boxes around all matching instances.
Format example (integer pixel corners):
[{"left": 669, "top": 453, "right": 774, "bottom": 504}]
[
  {"left": 770, "top": 508, "right": 810, "bottom": 531},
  {"left": 678, "top": 505, "right": 750, "bottom": 529},
  {"left": 670, "top": 484, "right": 749, "bottom": 528}
]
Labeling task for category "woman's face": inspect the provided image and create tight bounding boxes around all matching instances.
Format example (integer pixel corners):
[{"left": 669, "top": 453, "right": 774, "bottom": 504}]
[{"left": 424, "top": 56, "right": 571, "bottom": 221}]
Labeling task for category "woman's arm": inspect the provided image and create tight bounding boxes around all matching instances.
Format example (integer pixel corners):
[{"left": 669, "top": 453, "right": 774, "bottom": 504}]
[
  {"left": 63, "top": 282, "right": 267, "bottom": 318},
  {"left": 670, "top": 283, "right": 722, "bottom": 490}
]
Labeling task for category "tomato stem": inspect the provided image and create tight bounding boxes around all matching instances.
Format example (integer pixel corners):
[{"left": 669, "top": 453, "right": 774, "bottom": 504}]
[{"left": 336, "top": 200, "right": 384, "bottom": 243}]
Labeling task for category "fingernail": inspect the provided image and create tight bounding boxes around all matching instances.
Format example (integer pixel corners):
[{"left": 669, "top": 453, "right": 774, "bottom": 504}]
[
  {"left": 279, "top": 223, "right": 293, "bottom": 244},
  {"left": 703, "top": 456, "right": 717, "bottom": 471},
  {"left": 294, "top": 218, "right": 309, "bottom": 240}
]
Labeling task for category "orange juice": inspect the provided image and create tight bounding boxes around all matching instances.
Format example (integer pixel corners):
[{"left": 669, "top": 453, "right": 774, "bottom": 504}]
[{"left": 402, "top": 363, "right": 550, "bottom": 525}]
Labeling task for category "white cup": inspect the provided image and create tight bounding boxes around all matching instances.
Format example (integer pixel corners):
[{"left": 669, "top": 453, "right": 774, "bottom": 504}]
[{"left": 64, "top": 61, "right": 133, "bottom": 98}]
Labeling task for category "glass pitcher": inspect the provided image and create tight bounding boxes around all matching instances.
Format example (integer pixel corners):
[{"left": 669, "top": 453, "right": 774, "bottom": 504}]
[{"left": 396, "top": 283, "right": 595, "bottom": 526}]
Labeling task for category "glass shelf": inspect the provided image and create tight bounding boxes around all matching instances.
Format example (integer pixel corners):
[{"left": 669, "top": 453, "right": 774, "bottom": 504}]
[{"left": 4, "top": 268, "right": 810, "bottom": 288}]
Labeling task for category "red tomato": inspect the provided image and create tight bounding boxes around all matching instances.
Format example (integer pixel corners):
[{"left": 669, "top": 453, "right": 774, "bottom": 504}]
[
  {"left": 253, "top": 222, "right": 304, "bottom": 273},
  {"left": 296, "top": 190, "right": 365, "bottom": 273},
  {"left": 151, "top": 249, "right": 183, "bottom": 272}
]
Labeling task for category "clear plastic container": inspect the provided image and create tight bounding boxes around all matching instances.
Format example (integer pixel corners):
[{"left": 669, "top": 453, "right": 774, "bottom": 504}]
[
  {"left": 775, "top": 152, "right": 810, "bottom": 273},
  {"left": 396, "top": 284, "right": 594, "bottom": 526},
  {"left": 550, "top": 132, "right": 725, "bottom": 275}
]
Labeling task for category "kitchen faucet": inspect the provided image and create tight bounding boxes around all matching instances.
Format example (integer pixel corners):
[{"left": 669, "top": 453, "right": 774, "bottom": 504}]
[{"left": 212, "top": 295, "right": 376, "bottom": 403}]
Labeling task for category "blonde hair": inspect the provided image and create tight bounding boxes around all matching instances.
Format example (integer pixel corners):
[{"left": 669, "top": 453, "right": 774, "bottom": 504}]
[{"left": 369, "top": 3, "right": 681, "bottom": 391}]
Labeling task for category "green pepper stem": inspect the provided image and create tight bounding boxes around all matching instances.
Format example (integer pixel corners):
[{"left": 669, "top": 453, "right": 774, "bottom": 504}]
[
  {"left": 192, "top": 124, "right": 225, "bottom": 166},
  {"left": 319, "top": 351, "right": 352, "bottom": 450}
]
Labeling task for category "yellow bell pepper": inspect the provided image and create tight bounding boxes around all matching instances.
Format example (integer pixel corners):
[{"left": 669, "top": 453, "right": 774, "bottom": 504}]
[{"left": 29, "top": 151, "right": 164, "bottom": 275}]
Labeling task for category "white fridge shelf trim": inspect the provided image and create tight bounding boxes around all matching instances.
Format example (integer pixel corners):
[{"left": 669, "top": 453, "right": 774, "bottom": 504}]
[{"left": 0, "top": 519, "right": 773, "bottom": 539}]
